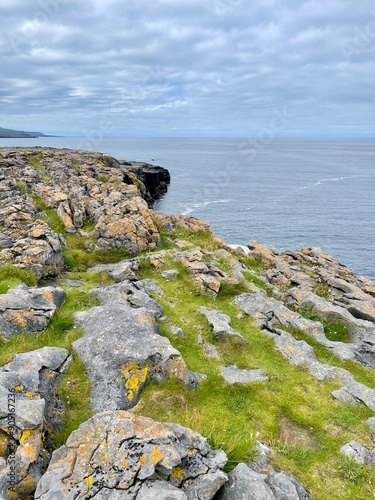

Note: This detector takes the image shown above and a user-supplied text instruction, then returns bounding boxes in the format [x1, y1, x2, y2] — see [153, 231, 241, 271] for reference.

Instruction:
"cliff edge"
[0, 147, 374, 499]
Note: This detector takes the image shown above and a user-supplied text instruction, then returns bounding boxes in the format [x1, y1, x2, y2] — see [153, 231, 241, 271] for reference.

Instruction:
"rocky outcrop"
[122, 161, 171, 204]
[0, 347, 70, 499]
[0, 285, 66, 339]
[35, 411, 228, 499]
[73, 279, 200, 413]
[174, 248, 239, 297]
[258, 327, 375, 412]
[0, 148, 173, 275]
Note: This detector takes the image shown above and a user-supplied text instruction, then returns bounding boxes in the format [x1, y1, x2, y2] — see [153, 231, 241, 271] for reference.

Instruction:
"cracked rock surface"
[35, 411, 228, 499]
[73, 279, 200, 413]
[0, 347, 70, 499]
[0, 285, 66, 339]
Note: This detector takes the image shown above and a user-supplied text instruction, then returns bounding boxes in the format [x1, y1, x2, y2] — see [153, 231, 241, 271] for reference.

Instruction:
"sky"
[0, 0, 374, 138]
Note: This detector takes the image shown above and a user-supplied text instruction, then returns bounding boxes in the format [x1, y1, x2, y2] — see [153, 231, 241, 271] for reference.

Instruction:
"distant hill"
[0, 127, 50, 138]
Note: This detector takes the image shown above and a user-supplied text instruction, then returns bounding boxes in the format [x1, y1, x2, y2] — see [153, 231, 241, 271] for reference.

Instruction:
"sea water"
[1, 137, 374, 279]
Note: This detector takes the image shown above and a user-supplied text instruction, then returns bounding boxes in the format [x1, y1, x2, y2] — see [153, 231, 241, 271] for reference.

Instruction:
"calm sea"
[1, 137, 374, 279]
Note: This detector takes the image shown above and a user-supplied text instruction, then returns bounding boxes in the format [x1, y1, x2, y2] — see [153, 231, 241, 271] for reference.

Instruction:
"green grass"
[133, 258, 375, 499]
[0, 264, 37, 294]
[299, 306, 352, 343]
[242, 270, 273, 295]
[29, 152, 51, 182]
[238, 255, 269, 274]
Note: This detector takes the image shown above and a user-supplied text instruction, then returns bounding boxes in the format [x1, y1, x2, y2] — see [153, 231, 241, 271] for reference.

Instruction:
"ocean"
[1, 137, 374, 279]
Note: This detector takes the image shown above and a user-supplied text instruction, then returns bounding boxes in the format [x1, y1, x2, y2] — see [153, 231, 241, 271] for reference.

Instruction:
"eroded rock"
[198, 307, 244, 341]
[73, 279, 199, 413]
[35, 411, 228, 499]
[0, 347, 70, 499]
[0, 285, 66, 339]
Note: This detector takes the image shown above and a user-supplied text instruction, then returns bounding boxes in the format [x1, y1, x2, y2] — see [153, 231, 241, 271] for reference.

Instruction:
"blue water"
[1, 137, 374, 279]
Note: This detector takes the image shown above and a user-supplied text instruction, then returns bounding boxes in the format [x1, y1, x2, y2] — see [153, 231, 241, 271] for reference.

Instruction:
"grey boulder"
[0, 285, 66, 339]
[35, 411, 228, 499]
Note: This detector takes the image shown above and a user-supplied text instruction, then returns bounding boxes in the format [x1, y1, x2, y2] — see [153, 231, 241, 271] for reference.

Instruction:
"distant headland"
[0, 127, 53, 138]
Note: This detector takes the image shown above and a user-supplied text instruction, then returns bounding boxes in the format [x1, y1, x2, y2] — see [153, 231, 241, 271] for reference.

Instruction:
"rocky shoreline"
[0, 147, 374, 499]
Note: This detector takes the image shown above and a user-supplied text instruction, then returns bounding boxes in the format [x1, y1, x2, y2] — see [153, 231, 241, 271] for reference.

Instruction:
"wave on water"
[312, 176, 347, 187]
[181, 199, 230, 215]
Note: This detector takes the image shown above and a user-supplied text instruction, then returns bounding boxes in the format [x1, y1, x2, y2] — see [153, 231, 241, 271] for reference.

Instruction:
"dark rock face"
[35, 411, 228, 499]
[121, 161, 171, 205]
[0, 347, 70, 499]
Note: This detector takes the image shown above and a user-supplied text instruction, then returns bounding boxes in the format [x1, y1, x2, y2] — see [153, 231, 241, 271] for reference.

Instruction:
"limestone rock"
[367, 417, 375, 442]
[247, 241, 279, 268]
[0, 347, 70, 499]
[198, 307, 244, 341]
[89, 259, 140, 282]
[73, 302, 199, 413]
[93, 280, 163, 319]
[340, 441, 370, 465]
[220, 366, 268, 385]
[174, 248, 237, 297]
[233, 292, 325, 339]
[216, 445, 310, 500]
[0, 147, 173, 270]
[233, 291, 375, 366]
[162, 269, 179, 279]
[169, 325, 184, 337]
[35, 411, 228, 499]
[0, 285, 66, 339]
[267, 329, 375, 412]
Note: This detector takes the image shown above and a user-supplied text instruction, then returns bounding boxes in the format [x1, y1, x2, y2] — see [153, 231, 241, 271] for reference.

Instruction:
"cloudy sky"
[0, 0, 374, 137]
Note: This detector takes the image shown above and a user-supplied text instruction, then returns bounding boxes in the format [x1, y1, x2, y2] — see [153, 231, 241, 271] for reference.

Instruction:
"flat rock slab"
[268, 329, 375, 412]
[89, 259, 140, 282]
[35, 411, 228, 499]
[198, 307, 244, 341]
[0, 347, 70, 499]
[0, 285, 66, 338]
[220, 365, 268, 384]
[93, 279, 163, 318]
[73, 303, 198, 413]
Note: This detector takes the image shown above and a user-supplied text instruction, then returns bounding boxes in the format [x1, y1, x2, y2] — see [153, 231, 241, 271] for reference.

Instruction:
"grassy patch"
[0, 264, 37, 294]
[242, 270, 273, 295]
[238, 255, 269, 274]
[133, 258, 375, 498]
[314, 282, 330, 299]
[299, 306, 351, 343]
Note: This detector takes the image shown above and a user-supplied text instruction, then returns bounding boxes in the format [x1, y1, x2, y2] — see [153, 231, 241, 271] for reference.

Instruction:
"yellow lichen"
[19, 430, 30, 444]
[85, 476, 93, 488]
[170, 467, 185, 479]
[149, 447, 162, 464]
[123, 365, 148, 400]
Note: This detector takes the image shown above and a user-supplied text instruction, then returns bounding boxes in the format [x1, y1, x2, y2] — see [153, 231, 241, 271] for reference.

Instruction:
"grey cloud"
[0, 0, 374, 136]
